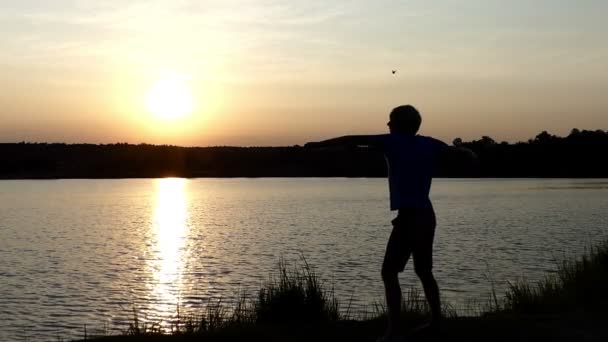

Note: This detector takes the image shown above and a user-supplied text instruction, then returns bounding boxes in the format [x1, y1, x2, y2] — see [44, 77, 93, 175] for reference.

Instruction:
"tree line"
[0, 128, 606, 178]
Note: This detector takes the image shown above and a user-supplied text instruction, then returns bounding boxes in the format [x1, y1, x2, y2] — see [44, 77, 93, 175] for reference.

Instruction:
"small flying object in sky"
[392, 70, 397, 75]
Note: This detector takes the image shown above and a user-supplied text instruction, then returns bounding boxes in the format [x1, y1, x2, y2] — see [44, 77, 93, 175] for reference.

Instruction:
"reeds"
[254, 258, 340, 324]
[502, 240, 608, 314]
[124, 257, 346, 336]
[106, 240, 608, 339]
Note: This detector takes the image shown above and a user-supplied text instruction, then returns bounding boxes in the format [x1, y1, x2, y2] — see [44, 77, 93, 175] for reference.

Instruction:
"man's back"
[376, 134, 447, 210]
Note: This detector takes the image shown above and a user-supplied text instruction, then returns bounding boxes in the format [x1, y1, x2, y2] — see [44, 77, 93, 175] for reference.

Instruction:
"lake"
[1, 178, 607, 341]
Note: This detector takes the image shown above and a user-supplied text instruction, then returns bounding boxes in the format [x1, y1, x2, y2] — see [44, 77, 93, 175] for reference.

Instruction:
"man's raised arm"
[304, 135, 381, 149]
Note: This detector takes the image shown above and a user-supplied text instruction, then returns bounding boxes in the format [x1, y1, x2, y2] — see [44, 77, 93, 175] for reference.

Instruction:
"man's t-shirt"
[371, 134, 448, 210]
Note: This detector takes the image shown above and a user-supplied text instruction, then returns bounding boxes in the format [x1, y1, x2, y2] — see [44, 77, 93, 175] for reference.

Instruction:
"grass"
[83, 243, 608, 341]
[501, 240, 608, 314]
[255, 258, 340, 324]
[111, 257, 345, 338]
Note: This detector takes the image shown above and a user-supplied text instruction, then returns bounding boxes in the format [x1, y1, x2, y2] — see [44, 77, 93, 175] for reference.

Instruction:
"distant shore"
[2, 129, 608, 179]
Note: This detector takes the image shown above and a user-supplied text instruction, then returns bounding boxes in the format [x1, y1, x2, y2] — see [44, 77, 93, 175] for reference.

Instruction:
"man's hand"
[449, 145, 478, 160]
[440, 140, 479, 176]
[450, 137, 477, 159]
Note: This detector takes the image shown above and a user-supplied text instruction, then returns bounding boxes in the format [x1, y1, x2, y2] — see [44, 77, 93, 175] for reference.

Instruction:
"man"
[306, 105, 470, 341]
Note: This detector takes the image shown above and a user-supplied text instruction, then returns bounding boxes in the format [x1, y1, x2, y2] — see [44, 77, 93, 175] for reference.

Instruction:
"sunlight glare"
[150, 178, 189, 316]
[146, 75, 194, 119]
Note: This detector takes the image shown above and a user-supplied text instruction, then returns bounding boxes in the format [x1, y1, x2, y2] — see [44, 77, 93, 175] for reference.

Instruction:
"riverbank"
[84, 240, 608, 341]
[89, 314, 607, 341]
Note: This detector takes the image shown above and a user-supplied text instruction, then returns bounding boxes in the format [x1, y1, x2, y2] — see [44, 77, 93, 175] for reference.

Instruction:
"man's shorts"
[382, 207, 437, 275]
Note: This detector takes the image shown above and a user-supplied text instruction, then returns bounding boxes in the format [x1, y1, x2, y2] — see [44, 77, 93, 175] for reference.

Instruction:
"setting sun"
[145, 75, 194, 119]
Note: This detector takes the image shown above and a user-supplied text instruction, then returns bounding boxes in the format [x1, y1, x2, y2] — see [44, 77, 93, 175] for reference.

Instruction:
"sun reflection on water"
[150, 178, 189, 316]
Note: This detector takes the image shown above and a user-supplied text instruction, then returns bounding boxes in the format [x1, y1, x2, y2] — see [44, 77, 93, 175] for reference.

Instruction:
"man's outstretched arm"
[304, 135, 381, 148]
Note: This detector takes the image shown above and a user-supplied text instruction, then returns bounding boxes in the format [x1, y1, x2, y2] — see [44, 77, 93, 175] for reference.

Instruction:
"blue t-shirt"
[371, 134, 448, 210]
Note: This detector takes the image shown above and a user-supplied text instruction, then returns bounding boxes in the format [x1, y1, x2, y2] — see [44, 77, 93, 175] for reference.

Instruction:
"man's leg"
[381, 218, 412, 337]
[412, 209, 441, 327]
[381, 266, 403, 336]
[415, 267, 441, 327]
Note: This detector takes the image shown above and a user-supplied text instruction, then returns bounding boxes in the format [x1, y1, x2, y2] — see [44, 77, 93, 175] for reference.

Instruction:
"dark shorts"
[382, 207, 437, 275]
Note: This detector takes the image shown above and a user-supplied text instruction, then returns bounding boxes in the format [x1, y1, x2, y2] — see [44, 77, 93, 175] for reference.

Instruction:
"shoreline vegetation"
[82, 241, 608, 341]
[2, 129, 608, 179]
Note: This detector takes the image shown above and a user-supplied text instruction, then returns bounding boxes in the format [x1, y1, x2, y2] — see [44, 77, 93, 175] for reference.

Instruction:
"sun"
[146, 75, 194, 119]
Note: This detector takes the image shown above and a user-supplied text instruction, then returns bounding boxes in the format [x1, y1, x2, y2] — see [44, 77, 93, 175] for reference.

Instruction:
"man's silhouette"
[306, 105, 465, 341]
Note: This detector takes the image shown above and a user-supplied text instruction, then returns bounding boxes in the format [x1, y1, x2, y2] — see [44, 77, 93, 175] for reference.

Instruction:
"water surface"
[1, 178, 607, 341]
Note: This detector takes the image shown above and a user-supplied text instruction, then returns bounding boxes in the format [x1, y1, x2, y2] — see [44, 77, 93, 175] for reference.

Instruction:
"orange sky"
[1, 0, 607, 146]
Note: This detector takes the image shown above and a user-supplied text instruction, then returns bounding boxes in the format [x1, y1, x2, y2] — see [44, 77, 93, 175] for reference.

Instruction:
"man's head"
[387, 105, 421, 134]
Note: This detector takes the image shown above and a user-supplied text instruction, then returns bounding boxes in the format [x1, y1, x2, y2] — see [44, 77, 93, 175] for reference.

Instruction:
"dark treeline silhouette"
[1, 128, 607, 179]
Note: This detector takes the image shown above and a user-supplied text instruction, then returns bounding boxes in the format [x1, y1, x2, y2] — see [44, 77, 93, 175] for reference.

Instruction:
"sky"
[1, 0, 607, 146]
